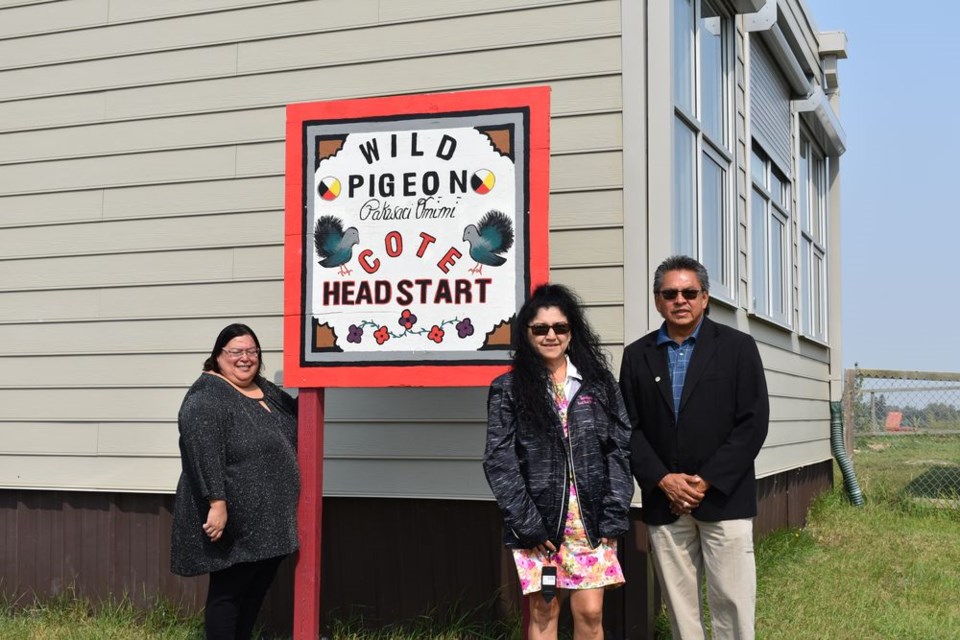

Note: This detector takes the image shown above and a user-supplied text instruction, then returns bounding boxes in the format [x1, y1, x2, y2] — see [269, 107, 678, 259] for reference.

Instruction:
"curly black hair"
[510, 284, 616, 431]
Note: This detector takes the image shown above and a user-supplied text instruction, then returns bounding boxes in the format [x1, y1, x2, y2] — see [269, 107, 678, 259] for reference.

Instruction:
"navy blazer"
[619, 317, 769, 525]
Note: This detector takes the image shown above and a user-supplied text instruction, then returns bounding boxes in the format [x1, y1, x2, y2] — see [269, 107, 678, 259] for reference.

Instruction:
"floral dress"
[512, 375, 625, 595]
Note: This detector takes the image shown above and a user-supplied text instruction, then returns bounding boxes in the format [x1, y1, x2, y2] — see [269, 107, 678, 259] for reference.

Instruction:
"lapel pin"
[655, 376, 661, 382]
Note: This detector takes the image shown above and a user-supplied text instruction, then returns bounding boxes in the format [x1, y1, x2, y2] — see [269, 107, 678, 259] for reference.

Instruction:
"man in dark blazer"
[619, 255, 769, 640]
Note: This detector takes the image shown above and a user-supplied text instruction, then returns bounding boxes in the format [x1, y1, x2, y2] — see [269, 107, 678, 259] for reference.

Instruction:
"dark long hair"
[202, 323, 264, 377]
[511, 284, 614, 431]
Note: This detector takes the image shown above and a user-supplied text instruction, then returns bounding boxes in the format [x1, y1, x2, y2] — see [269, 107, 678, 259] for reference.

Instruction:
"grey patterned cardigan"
[482, 370, 634, 550]
[171, 373, 300, 576]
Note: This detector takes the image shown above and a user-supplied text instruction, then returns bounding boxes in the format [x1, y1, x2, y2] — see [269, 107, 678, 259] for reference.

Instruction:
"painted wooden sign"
[284, 87, 550, 387]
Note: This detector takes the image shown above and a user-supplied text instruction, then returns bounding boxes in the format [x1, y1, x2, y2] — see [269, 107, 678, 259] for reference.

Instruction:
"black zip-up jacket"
[483, 370, 634, 550]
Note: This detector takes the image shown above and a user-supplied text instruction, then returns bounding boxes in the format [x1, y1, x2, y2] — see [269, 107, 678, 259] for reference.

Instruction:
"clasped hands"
[658, 473, 710, 516]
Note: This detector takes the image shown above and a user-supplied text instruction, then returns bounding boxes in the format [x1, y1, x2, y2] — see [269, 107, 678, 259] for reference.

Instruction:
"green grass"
[324, 602, 523, 640]
[754, 435, 960, 639]
[0, 592, 204, 639]
[0, 593, 517, 640]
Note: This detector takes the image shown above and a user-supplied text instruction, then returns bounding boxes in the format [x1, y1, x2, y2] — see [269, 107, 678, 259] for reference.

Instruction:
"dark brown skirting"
[0, 460, 832, 638]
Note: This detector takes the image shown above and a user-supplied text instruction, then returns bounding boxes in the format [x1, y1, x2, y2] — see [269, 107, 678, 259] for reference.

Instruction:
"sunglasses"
[658, 288, 703, 301]
[528, 323, 571, 336]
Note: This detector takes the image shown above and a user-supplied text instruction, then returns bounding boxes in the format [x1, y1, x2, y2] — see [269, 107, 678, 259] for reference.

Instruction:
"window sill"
[746, 310, 793, 334]
[798, 331, 830, 349]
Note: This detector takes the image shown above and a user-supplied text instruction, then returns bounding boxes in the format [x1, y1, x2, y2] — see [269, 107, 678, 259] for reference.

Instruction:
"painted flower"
[374, 326, 390, 345]
[428, 325, 445, 343]
[398, 308, 418, 330]
[577, 555, 599, 568]
[605, 565, 621, 577]
[456, 317, 474, 338]
[347, 324, 363, 344]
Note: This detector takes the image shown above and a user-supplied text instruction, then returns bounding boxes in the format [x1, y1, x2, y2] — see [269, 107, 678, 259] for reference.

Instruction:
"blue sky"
[804, 1, 960, 372]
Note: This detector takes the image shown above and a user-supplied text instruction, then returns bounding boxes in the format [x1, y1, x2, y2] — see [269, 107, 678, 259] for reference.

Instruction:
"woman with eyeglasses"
[483, 284, 633, 640]
[171, 323, 300, 640]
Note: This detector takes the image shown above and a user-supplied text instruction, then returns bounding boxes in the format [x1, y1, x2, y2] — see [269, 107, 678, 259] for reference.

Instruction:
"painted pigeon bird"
[463, 209, 515, 274]
[314, 215, 359, 276]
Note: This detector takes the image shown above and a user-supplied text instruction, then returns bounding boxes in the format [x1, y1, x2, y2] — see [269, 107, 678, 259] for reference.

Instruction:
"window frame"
[798, 132, 829, 341]
[671, 0, 737, 302]
[750, 144, 792, 326]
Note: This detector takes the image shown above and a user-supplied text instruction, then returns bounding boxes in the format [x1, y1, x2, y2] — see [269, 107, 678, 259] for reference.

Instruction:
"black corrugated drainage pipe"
[830, 400, 864, 506]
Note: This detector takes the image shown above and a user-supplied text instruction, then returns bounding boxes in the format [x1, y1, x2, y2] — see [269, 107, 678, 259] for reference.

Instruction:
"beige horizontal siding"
[552, 228, 623, 266]
[0, 38, 620, 129]
[0, 108, 284, 164]
[550, 267, 624, 304]
[757, 440, 832, 477]
[0, 44, 240, 101]
[2, 388, 203, 420]
[1, 1, 371, 67]
[0, 147, 240, 196]
[757, 340, 831, 381]
[3, 211, 280, 259]
[755, 339, 832, 475]
[0, 317, 283, 356]
[0, 354, 227, 388]
[551, 189, 622, 228]
[763, 419, 830, 449]
[0, 455, 180, 493]
[0, 423, 177, 456]
[0, 0, 110, 38]
[322, 459, 490, 499]
[0, 0, 590, 44]
[377, 0, 584, 22]
[2, 4, 618, 101]
[3, 247, 275, 291]
[765, 368, 831, 400]
[0, 282, 282, 323]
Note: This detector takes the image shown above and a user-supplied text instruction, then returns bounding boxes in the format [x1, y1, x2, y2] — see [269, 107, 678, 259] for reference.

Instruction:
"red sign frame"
[283, 87, 550, 387]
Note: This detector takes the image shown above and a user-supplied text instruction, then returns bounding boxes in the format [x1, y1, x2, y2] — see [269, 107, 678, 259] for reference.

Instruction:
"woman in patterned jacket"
[483, 284, 633, 640]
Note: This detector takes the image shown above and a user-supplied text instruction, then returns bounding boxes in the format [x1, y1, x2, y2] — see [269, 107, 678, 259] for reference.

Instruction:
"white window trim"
[798, 131, 829, 342]
[672, 0, 737, 303]
[749, 144, 793, 328]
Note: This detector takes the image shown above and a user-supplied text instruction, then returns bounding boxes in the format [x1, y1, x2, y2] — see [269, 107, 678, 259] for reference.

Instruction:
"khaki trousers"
[648, 515, 756, 640]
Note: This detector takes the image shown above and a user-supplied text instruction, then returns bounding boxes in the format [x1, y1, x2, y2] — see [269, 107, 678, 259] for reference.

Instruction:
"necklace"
[552, 378, 565, 403]
[550, 359, 567, 403]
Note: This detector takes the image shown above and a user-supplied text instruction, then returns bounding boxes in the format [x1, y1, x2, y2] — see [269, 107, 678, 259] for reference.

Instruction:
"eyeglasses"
[658, 288, 703, 301]
[528, 323, 571, 336]
[222, 348, 261, 358]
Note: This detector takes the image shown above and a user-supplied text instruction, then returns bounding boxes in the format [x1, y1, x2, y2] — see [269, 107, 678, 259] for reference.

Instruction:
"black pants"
[205, 555, 285, 640]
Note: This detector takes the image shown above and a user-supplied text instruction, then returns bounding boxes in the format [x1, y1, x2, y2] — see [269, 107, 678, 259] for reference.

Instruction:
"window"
[672, 0, 734, 298]
[750, 145, 790, 324]
[799, 135, 828, 340]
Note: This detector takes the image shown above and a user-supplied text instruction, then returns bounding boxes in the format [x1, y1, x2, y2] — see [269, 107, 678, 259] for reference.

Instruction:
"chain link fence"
[843, 368, 960, 509]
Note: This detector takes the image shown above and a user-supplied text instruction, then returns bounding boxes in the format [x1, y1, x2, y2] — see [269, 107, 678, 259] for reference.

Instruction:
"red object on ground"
[885, 411, 903, 431]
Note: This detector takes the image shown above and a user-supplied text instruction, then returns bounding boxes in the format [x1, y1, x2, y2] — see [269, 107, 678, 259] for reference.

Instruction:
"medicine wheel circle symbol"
[318, 176, 341, 201]
[471, 169, 495, 195]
